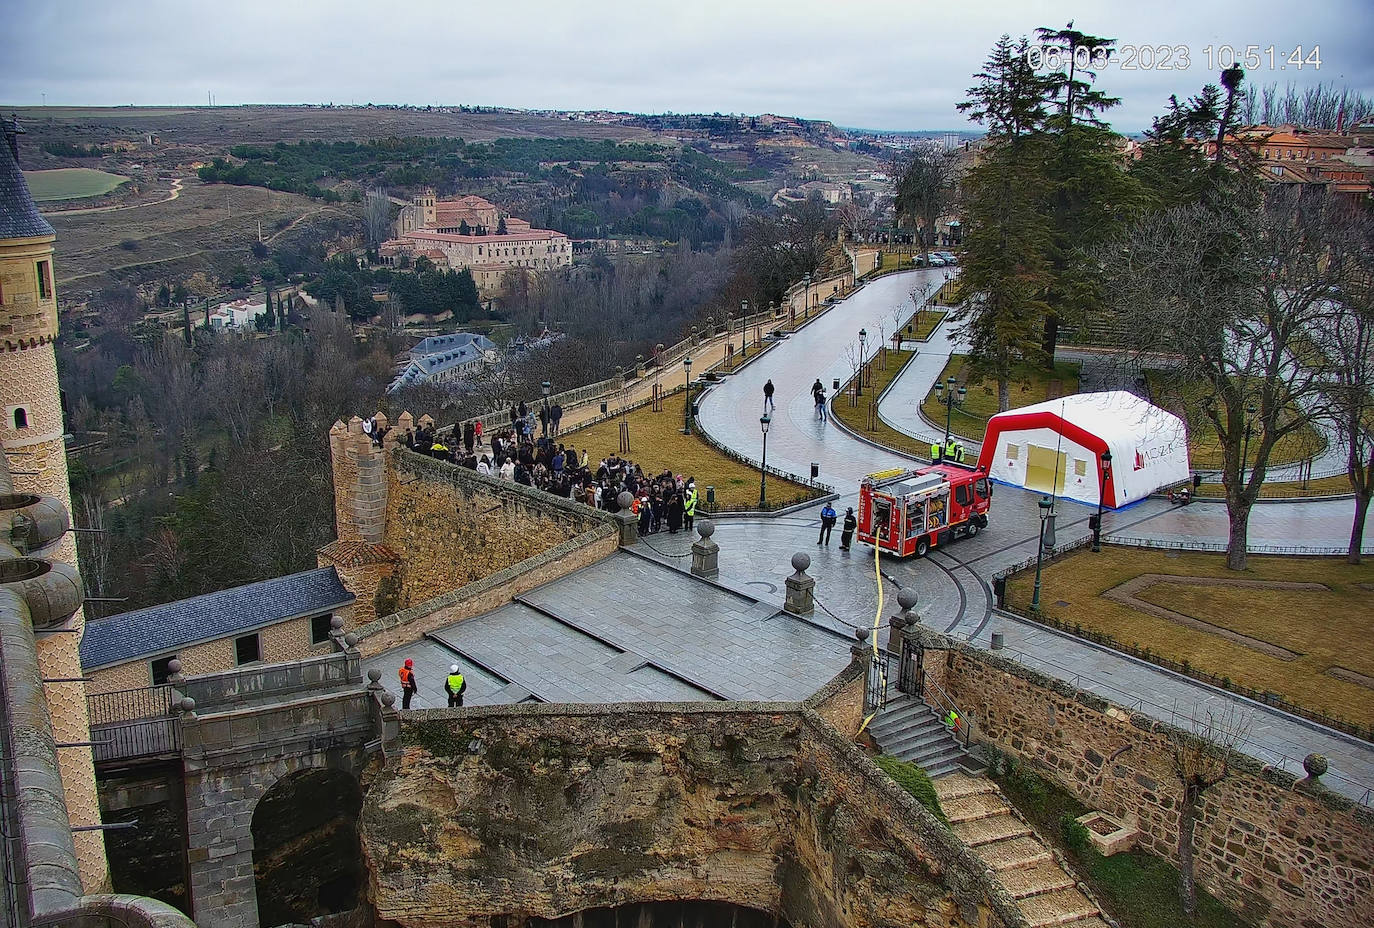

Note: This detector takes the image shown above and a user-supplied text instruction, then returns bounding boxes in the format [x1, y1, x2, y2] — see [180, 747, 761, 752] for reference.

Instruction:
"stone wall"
[355, 525, 617, 657]
[360, 701, 1025, 928]
[381, 448, 609, 610]
[800, 653, 866, 739]
[921, 632, 1374, 928]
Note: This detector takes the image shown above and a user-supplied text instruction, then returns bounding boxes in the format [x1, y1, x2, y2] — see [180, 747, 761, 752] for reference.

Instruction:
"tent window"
[1074, 459, 1087, 477]
[1006, 445, 1019, 461]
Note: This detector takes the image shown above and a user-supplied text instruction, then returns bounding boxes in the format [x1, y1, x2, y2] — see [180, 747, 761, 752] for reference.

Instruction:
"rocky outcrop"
[359, 700, 1028, 928]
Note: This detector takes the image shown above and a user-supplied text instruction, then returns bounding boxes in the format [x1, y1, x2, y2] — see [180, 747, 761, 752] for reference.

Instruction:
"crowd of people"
[374, 401, 699, 529]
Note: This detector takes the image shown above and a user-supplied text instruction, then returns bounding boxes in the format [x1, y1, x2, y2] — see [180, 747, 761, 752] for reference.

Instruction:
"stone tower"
[418, 188, 436, 227]
[0, 118, 107, 889]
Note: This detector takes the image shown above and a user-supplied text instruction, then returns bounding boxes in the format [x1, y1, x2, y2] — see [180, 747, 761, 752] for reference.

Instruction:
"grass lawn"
[1004, 547, 1374, 729]
[560, 391, 820, 511]
[24, 168, 130, 201]
[833, 349, 932, 459]
[1144, 372, 1325, 471]
[906, 309, 947, 342]
[919, 355, 1082, 443]
[1193, 473, 1355, 499]
[994, 760, 1254, 928]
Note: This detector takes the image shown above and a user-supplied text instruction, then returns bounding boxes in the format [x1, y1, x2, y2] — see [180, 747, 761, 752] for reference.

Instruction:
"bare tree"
[1104, 188, 1339, 569]
[894, 148, 957, 262]
[364, 188, 393, 246]
[1323, 212, 1374, 562]
[75, 491, 112, 618]
[1169, 705, 1252, 916]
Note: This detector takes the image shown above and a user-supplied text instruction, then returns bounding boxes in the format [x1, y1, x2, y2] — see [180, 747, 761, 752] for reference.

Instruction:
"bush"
[1061, 814, 1091, 852]
[119, 239, 139, 251]
[874, 755, 948, 824]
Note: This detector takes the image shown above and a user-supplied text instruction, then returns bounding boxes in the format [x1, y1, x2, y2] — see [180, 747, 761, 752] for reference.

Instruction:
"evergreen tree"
[459, 219, 471, 235]
[496, 216, 507, 235]
[181, 301, 193, 347]
[1034, 22, 1138, 361]
[954, 35, 1055, 409]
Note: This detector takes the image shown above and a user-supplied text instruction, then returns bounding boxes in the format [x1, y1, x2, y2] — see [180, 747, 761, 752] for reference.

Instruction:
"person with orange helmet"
[398, 658, 419, 709]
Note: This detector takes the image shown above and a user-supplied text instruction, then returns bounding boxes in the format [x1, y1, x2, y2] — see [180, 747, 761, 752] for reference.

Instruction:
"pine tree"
[496, 216, 507, 235]
[181, 301, 193, 347]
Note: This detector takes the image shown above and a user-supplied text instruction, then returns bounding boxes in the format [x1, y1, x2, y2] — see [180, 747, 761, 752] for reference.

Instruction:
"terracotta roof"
[404, 229, 566, 244]
[318, 539, 401, 567]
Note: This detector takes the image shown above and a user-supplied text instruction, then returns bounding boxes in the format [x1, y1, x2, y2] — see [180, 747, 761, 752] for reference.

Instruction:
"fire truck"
[857, 463, 993, 557]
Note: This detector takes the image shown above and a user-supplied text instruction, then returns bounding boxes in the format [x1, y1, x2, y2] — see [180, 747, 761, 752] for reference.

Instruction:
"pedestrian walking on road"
[551, 403, 563, 436]
[818, 503, 838, 545]
[445, 664, 467, 707]
[398, 658, 419, 710]
[763, 379, 776, 413]
[815, 388, 827, 422]
[811, 379, 824, 402]
[840, 507, 857, 551]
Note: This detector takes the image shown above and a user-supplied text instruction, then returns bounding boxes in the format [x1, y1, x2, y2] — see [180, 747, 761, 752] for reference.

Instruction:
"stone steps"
[870, 695, 980, 780]
[982, 836, 1055, 871]
[953, 812, 1033, 848]
[942, 791, 1010, 825]
[1018, 888, 1102, 927]
[932, 772, 996, 803]
[996, 859, 1078, 899]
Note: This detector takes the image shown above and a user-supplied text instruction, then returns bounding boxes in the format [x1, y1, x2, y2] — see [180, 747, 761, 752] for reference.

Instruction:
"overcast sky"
[4, 0, 1371, 132]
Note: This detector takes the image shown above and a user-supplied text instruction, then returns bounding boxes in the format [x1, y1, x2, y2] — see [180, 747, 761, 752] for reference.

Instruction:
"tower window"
[36, 261, 51, 300]
[12, 408, 27, 430]
[235, 633, 261, 665]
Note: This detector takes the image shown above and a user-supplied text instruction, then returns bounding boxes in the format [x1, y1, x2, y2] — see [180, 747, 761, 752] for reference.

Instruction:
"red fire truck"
[857, 463, 993, 557]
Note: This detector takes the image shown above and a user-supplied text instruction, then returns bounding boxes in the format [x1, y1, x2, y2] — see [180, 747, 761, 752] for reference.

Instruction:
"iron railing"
[86, 685, 180, 765]
[865, 648, 891, 714]
[921, 671, 972, 749]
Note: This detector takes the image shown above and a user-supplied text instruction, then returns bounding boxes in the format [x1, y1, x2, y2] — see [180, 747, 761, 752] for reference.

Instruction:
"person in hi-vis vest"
[445, 664, 468, 707]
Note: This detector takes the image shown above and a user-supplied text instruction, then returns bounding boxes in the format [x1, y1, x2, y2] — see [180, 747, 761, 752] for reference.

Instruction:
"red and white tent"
[975, 392, 1189, 508]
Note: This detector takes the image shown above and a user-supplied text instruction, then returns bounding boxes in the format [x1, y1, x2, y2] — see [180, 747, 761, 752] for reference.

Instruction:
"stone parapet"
[915, 628, 1374, 928]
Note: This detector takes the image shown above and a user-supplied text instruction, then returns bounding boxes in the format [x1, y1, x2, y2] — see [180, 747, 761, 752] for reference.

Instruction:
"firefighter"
[445, 664, 467, 707]
[953, 442, 966, 463]
[398, 658, 419, 710]
[945, 437, 958, 461]
[930, 441, 942, 462]
[840, 507, 857, 551]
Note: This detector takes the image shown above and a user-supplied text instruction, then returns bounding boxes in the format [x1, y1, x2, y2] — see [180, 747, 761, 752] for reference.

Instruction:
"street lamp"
[541, 380, 551, 437]
[803, 272, 811, 319]
[1031, 495, 1056, 613]
[1092, 449, 1113, 553]
[857, 328, 868, 396]
[932, 376, 967, 447]
[683, 356, 694, 436]
[759, 413, 771, 508]
[740, 300, 748, 357]
[1240, 404, 1258, 485]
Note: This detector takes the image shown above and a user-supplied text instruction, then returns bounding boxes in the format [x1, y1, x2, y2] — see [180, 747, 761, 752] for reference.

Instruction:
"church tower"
[0, 118, 107, 889]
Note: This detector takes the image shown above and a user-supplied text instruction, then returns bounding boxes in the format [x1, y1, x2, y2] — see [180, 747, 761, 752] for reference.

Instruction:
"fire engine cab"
[858, 463, 993, 557]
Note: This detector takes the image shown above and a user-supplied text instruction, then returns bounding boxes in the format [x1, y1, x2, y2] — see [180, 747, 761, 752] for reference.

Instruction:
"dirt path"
[43, 176, 184, 216]
[264, 205, 349, 243]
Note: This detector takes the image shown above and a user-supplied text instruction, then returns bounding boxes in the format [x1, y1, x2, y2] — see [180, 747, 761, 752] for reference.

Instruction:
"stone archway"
[250, 767, 364, 928]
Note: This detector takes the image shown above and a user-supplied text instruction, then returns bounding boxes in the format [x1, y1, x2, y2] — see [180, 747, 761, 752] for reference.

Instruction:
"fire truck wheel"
[966, 521, 980, 537]
[977, 514, 989, 528]
[915, 538, 930, 557]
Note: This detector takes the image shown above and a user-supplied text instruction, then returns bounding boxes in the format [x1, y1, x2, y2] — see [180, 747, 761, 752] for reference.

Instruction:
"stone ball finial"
[330, 616, 345, 630]
[367, 668, 383, 684]
[380, 692, 396, 708]
[178, 697, 196, 713]
[167, 658, 183, 675]
[343, 632, 359, 648]
[855, 626, 870, 642]
[617, 491, 635, 512]
[1303, 753, 1328, 778]
[791, 552, 811, 573]
[898, 588, 919, 611]
[697, 519, 715, 539]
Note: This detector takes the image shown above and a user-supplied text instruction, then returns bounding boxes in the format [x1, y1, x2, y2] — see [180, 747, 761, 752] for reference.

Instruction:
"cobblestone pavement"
[689, 268, 1374, 802]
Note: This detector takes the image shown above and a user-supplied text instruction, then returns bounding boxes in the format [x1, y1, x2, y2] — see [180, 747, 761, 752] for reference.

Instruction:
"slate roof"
[411, 332, 496, 357]
[0, 129, 56, 240]
[81, 567, 355, 669]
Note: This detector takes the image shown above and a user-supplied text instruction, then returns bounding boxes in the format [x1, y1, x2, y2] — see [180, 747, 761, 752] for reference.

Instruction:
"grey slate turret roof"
[0, 120, 56, 240]
[81, 567, 356, 669]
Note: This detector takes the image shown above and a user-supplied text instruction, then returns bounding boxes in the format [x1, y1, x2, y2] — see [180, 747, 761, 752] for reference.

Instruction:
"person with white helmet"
[444, 664, 467, 707]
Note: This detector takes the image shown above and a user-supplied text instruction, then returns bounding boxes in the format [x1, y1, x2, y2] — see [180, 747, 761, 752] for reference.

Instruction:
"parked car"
[927, 255, 946, 267]
[936, 252, 958, 264]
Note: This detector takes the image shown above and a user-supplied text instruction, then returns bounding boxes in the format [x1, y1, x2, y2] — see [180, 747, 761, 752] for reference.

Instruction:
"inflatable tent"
[975, 391, 1189, 508]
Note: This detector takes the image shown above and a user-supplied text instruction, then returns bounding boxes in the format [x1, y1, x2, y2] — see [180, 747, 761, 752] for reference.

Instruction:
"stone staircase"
[934, 774, 1112, 928]
[868, 694, 984, 779]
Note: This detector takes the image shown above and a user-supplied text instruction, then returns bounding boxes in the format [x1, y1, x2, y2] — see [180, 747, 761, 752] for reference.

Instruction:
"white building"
[210, 297, 268, 329]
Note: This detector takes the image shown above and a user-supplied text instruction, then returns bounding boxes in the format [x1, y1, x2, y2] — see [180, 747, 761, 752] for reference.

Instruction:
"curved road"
[682, 268, 1374, 801]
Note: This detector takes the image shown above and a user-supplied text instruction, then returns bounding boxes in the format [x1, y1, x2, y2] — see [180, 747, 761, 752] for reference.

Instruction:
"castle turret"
[0, 117, 107, 890]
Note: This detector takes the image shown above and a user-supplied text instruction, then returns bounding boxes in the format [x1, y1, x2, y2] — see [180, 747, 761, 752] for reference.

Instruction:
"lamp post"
[857, 328, 868, 397]
[1240, 404, 1258, 485]
[740, 300, 748, 357]
[802, 272, 811, 319]
[541, 380, 551, 437]
[683, 356, 693, 435]
[759, 413, 771, 508]
[1092, 449, 1113, 552]
[932, 376, 966, 446]
[1031, 495, 1055, 613]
